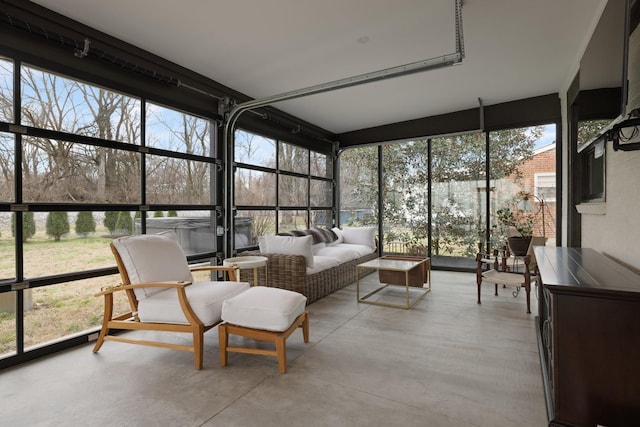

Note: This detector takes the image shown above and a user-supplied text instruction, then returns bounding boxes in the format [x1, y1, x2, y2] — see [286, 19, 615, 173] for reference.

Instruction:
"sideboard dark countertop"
[534, 246, 640, 296]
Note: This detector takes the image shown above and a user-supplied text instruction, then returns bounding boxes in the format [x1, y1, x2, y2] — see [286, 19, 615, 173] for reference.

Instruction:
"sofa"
[238, 226, 378, 304]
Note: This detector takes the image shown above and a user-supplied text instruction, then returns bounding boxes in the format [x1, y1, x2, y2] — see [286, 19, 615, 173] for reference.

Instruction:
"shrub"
[11, 212, 36, 242]
[46, 212, 70, 241]
[75, 211, 96, 237]
[153, 211, 164, 217]
[115, 211, 133, 235]
[103, 211, 118, 235]
[167, 210, 178, 217]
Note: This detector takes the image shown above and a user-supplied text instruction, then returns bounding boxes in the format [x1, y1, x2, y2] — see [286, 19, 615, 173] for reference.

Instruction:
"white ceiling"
[33, 0, 607, 134]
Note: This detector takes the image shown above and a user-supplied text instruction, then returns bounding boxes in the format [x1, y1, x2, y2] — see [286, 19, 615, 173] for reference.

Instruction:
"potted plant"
[495, 206, 534, 256]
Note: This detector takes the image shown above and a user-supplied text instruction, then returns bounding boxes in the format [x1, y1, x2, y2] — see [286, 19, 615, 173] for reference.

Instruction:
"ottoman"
[219, 286, 309, 373]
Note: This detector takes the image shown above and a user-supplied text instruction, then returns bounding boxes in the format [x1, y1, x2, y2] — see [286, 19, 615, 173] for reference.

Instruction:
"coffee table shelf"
[356, 257, 431, 309]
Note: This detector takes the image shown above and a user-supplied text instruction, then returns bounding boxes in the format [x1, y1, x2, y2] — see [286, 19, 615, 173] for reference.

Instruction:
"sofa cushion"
[261, 234, 314, 267]
[342, 226, 376, 250]
[338, 243, 376, 258]
[112, 231, 193, 300]
[307, 255, 340, 274]
[312, 242, 326, 255]
[315, 245, 361, 264]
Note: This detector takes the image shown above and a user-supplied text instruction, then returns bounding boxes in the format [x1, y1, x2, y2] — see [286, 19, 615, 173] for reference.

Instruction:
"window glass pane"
[146, 103, 210, 156]
[0, 132, 14, 202]
[310, 151, 331, 178]
[579, 120, 607, 202]
[22, 137, 141, 203]
[23, 211, 117, 278]
[23, 274, 126, 351]
[144, 210, 216, 255]
[339, 147, 378, 227]
[381, 140, 429, 256]
[146, 155, 211, 204]
[0, 211, 16, 358]
[310, 210, 332, 228]
[535, 173, 556, 202]
[279, 141, 308, 174]
[0, 212, 15, 281]
[235, 168, 276, 206]
[21, 65, 140, 144]
[432, 132, 486, 261]
[310, 179, 331, 207]
[278, 175, 308, 206]
[235, 210, 276, 248]
[278, 210, 308, 232]
[0, 57, 13, 122]
[490, 125, 556, 248]
[577, 119, 610, 146]
[234, 130, 275, 167]
[0, 290, 18, 358]
[584, 147, 605, 200]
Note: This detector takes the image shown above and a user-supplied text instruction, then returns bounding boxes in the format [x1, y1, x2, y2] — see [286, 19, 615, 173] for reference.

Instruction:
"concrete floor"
[0, 271, 547, 427]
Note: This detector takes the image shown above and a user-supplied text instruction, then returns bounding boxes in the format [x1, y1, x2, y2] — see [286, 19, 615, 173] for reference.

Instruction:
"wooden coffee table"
[356, 257, 431, 309]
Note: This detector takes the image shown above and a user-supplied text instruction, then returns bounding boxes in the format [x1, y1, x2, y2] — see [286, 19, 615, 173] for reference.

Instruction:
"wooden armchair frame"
[476, 245, 535, 314]
[92, 242, 240, 369]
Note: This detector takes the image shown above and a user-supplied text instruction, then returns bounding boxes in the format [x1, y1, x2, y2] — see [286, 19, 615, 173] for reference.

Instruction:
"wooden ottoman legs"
[219, 311, 309, 374]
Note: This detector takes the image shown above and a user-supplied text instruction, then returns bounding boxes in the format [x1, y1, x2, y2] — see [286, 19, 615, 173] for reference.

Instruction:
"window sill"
[575, 202, 606, 215]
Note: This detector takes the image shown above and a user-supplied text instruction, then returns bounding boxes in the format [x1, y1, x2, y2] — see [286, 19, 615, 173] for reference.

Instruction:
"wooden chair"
[93, 231, 250, 369]
[476, 242, 539, 314]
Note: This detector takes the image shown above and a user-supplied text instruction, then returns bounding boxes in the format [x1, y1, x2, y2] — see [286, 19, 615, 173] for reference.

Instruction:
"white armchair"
[93, 231, 250, 369]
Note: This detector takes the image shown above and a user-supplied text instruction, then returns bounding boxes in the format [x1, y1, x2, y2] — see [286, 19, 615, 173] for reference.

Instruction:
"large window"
[233, 129, 333, 250]
[431, 133, 486, 263]
[0, 61, 220, 367]
[339, 124, 557, 268]
[339, 146, 378, 227]
[578, 119, 609, 202]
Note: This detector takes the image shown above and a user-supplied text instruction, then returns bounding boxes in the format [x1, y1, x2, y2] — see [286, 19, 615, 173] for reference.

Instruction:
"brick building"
[516, 143, 557, 244]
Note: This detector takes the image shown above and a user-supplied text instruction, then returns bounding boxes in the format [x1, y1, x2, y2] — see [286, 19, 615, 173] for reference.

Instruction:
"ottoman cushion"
[221, 287, 307, 332]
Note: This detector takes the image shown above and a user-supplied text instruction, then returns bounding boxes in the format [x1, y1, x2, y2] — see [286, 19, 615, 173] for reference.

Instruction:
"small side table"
[223, 256, 268, 286]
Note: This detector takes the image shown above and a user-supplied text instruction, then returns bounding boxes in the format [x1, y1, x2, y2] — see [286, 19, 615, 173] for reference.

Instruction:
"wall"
[579, 148, 640, 271]
[576, 1, 640, 271]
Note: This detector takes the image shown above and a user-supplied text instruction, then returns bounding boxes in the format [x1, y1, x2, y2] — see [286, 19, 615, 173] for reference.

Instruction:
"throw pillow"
[261, 234, 314, 267]
[341, 226, 376, 250]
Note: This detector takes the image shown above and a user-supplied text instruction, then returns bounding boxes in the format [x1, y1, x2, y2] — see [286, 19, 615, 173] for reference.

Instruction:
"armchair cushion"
[138, 281, 250, 326]
[112, 231, 193, 299]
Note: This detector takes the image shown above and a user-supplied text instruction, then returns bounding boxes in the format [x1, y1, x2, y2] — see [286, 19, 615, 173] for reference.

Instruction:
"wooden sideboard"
[535, 247, 640, 426]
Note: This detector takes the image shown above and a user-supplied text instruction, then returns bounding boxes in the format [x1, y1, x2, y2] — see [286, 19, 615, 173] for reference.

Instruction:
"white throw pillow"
[331, 227, 344, 244]
[261, 234, 314, 267]
[341, 226, 376, 250]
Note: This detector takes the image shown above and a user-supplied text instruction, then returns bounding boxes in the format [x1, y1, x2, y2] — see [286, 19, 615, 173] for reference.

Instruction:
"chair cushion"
[481, 269, 527, 287]
[112, 231, 193, 299]
[221, 286, 307, 332]
[138, 281, 250, 326]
